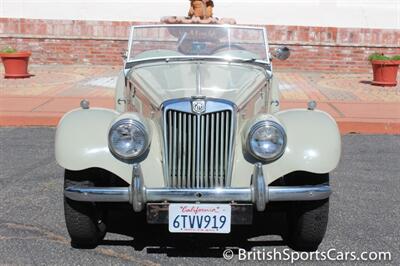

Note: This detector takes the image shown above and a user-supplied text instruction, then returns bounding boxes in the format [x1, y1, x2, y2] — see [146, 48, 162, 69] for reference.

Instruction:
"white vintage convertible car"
[55, 24, 341, 251]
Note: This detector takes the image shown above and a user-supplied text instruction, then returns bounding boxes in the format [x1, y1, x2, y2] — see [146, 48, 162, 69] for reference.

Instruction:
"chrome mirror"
[272, 46, 290, 60]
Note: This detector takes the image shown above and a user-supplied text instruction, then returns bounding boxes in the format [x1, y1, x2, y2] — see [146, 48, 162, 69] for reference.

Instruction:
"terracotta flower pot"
[371, 60, 400, 87]
[0, 51, 31, 78]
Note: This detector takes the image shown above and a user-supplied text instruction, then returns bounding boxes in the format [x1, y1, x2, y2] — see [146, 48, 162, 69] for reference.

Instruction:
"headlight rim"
[246, 120, 287, 162]
[108, 118, 149, 160]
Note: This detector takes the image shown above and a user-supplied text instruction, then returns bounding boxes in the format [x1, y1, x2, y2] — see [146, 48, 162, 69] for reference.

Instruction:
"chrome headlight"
[108, 119, 149, 160]
[247, 121, 287, 162]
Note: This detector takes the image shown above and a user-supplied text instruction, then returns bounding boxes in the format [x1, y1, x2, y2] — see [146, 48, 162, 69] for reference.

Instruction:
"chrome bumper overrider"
[64, 163, 332, 212]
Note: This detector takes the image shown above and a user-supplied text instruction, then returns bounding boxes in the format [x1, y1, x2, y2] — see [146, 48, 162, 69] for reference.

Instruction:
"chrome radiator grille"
[163, 99, 236, 189]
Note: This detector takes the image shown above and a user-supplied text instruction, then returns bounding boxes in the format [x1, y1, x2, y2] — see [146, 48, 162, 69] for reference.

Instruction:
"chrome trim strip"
[220, 112, 225, 184]
[161, 97, 238, 113]
[125, 26, 134, 70]
[172, 111, 177, 187]
[269, 185, 332, 202]
[200, 115, 205, 187]
[196, 62, 201, 95]
[224, 111, 229, 184]
[64, 185, 331, 205]
[215, 112, 220, 186]
[131, 164, 145, 212]
[226, 110, 235, 186]
[262, 25, 270, 62]
[188, 116, 192, 187]
[131, 24, 267, 30]
[252, 163, 267, 211]
[177, 112, 182, 187]
[64, 187, 130, 202]
[210, 113, 215, 186]
[146, 188, 252, 202]
[192, 115, 197, 187]
[167, 111, 173, 186]
[125, 56, 272, 71]
[205, 115, 209, 187]
[182, 113, 187, 188]
[194, 113, 200, 188]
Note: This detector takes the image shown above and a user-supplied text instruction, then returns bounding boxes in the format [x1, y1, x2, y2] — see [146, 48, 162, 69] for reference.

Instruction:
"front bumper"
[64, 163, 332, 212]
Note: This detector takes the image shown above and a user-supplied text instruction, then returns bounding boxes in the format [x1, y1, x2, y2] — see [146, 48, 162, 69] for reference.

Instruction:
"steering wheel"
[210, 44, 245, 54]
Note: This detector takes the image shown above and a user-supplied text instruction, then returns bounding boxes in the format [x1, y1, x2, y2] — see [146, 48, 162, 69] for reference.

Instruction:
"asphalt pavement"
[0, 128, 399, 265]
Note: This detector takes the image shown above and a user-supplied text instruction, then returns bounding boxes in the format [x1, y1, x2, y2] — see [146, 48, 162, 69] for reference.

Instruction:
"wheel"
[63, 169, 107, 248]
[283, 172, 330, 251]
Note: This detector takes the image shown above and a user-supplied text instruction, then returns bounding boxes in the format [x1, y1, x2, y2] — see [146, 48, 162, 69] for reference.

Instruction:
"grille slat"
[165, 101, 234, 189]
[177, 112, 182, 188]
[225, 111, 230, 182]
[192, 115, 197, 188]
[215, 113, 220, 186]
[220, 112, 225, 186]
[200, 115, 205, 188]
[172, 112, 177, 187]
[167, 111, 172, 186]
[187, 117, 192, 188]
[210, 113, 215, 186]
[204, 116, 209, 188]
[182, 113, 187, 188]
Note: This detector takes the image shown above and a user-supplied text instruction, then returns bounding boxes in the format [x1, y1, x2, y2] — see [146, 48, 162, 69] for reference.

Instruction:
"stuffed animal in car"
[161, 0, 236, 25]
[188, 0, 214, 19]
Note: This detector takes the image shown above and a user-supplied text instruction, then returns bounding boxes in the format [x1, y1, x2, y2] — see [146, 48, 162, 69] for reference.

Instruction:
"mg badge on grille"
[192, 100, 206, 114]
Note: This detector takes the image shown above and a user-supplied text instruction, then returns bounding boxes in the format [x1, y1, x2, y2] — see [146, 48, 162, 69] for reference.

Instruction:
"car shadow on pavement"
[100, 204, 289, 257]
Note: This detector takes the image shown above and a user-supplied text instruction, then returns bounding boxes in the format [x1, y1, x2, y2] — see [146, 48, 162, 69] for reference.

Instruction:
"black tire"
[284, 172, 330, 251]
[64, 169, 107, 248]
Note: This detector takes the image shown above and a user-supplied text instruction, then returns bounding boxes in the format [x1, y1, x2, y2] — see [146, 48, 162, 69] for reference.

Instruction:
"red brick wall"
[1, 18, 399, 72]
[0, 37, 126, 65]
[267, 25, 400, 72]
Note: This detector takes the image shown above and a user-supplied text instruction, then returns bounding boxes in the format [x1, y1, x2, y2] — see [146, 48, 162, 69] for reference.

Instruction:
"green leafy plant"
[0, 46, 17, 53]
[368, 53, 400, 61]
[368, 53, 390, 61]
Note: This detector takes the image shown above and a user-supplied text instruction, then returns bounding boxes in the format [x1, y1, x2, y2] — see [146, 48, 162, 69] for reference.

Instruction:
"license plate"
[168, 204, 231, 234]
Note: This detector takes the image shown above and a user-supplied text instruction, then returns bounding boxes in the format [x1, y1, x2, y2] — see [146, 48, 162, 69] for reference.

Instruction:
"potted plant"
[0, 47, 32, 78]
[368, 53, 400, 87]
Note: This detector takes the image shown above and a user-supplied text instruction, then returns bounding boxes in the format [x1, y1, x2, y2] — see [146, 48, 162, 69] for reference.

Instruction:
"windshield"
[128, 25, 268, 61]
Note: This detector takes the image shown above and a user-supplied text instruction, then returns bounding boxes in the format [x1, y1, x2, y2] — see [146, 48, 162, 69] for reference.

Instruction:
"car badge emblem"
[192, 100, 206, 114]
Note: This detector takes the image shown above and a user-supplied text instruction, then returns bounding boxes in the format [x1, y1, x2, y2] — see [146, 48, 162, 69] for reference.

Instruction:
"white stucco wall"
[0, 0, 399, 29]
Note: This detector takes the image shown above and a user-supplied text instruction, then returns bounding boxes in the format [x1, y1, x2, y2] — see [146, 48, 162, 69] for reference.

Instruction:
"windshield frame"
[126, 24, 271, 66]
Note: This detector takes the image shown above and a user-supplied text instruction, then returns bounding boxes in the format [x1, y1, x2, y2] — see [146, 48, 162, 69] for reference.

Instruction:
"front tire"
[284, 172, 330, 251]
[64, 169, 107, 248]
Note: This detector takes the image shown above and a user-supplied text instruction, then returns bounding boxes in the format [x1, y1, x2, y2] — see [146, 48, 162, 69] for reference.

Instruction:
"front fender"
[232, 108, 341, 186]
[267, 109, 341, 180]
[55, 108, 133, 184]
